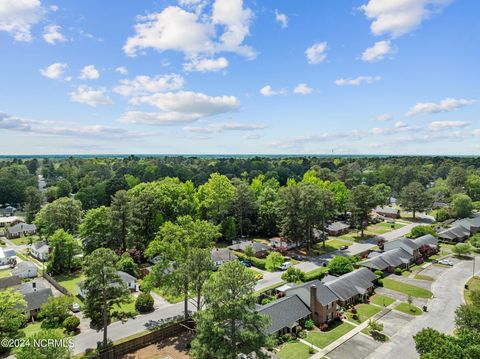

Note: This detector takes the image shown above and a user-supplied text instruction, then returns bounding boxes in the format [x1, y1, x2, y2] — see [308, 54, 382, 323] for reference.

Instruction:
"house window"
[326, 303, 329, 309]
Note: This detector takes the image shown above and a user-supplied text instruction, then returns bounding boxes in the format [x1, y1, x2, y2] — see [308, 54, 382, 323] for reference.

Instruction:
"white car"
[71, 303, 81, 312]
[279, 261, 292, 271]
[438, 259, 454, 266]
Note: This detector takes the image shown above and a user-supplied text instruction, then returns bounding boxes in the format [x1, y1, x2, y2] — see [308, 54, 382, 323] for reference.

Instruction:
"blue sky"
[0, 0, 478, 155]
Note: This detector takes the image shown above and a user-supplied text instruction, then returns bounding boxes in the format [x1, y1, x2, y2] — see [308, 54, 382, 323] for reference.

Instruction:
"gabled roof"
[6, 223, 36, 234]
[258, 295, 312, 334]
[0, 275, 21, 289]
[210, 248, 237, 262]
[228, 241, 270, 253]
[12, 261, 37, 272]
[284, 280, 338, 306]
[323, 268, 377, 301]
[17, 281, 46, 294]
[375, 206, 399, 215]
[117, 271, 136, 283]
[414, 234, 438, 247]
[360, 248, 413, 270]
[327, 222, 350, 232]
[439, 225, 470, 240]
[22, 288, 53, 311]
[31, 240, 49, 252]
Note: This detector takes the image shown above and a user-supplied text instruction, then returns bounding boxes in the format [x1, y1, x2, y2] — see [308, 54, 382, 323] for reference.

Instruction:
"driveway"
[367, 259, 472, 359]
[328, 333, 382, 359]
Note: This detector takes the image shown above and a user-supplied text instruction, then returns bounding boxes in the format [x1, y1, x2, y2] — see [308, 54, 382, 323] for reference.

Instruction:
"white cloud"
[123, 1, 254, 61]
[474, 129, 480, 137]
[361, 40, 393, 62]
[113, 74, 185, 97]
[115, 66, 128, 75]
[305, 42, 327, 64]
[80, 65, 100, 80]
[49, 5, 59, 12]
[70, 86, 113, 107]
[376, 113, 392, 121]
[183, 57, 228, 72]
[293, 83, 314, 95]
[184, 122, 266, 133]
[123, 90, 239, 125]
[361, 0, 452, 38]
[275, 9, 288, 29]
[335, 76, 382, 86]
[260, 85, 286, 97]
[39, 62, 68, 79]
[428, 121, 470, 131]
[0, 0, 43, 41]
[43, 24, 66, 44]
[406, 98, 476, 117]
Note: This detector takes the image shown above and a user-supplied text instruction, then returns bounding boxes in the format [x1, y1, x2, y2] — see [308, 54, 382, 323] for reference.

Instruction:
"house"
[257, 295, 312, 335]
[5, 223, 37, 239]
[438, 226, 471, 243]
[0, 248, 16, 266]
[360, 248, 413, 272]
[0, 206, 16, 217]
[0, 275, 22, 289]
[375, 206, 400, 219]
[228, 241, 270, 257]
[451, 215, 480, 235]
[326, 222, 350, 236]
[210, 248, 237, 267]
[384, 237, 422, 259]
[17, 281, 53, 318]
[0, 216, 22, 228]
[269, 237, 298, 250]
[30, 240, 50, 261]
[414, 234, 439, 249]
[77, 270, 137, 298]
[322, 268, 377, 307]
[12, 261, 38, 278]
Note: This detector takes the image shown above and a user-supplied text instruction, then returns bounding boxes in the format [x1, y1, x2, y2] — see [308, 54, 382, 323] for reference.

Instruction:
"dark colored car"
[240, 260, 252, 267]
[292, 255, 307, 261]
[340, 245, 349, 250]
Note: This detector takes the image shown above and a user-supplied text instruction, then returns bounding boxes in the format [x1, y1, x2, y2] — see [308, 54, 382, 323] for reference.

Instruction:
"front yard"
[346, 303, 382, 324]
[394, 302, 422, 316]
[277, 341, 315, 359]
[382, 278, 433, 298]
[305, 322, 355, 348]
[370, 294, 395, 307]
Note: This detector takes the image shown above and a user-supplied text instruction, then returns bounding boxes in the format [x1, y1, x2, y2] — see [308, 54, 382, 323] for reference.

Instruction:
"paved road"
[367, 259, 472, 359]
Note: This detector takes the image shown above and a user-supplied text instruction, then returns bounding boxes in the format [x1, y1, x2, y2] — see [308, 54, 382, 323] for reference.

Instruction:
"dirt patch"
[121, 333, 192, 359]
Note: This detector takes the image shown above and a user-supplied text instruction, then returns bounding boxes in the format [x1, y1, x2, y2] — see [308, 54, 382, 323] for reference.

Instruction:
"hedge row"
[232, 251, 267, 270]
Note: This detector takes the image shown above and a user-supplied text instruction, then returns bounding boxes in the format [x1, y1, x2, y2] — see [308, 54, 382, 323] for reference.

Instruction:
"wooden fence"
[96, 319, 195, 359]
[42, 272, 69, 295]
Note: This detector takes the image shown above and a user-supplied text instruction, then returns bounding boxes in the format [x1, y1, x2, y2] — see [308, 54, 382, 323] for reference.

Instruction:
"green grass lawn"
[54, 272, 86, 296]
[246, 267, 264, 280]
[370, 294, 395, 307]
[368, 222, 405, 235]
[465, 276, 480, 304]
[346, 304, 382, 324]
[414, 274, 435, 281]
[113, 296, 138, 317]
[0, 269, 11, 278]
[382, 278, 433, 298]
[11, 235, 39, 246]
[305, 322, 355, 348]
[278, 341, 315, 359]
[394, 302, 423, 316]
[152, 285, 185, 304]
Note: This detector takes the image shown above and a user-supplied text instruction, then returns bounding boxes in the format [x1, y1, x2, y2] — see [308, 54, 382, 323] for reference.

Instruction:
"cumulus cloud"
[0, 112, 140, 139]
[0, 0, 43, 41]
[123, 0, 254, 63]
[260, 85, 286, 97]
[275, 9, 288, 28]
[79, 65, 100, 80]
[335, 76, 382, 86]
[361, 0, 452, 38]
[113, 74, 185, 97]
[184, 121, 266, 133]
[115, 66, 128, 75]
[40, 62, 68, 80]
[70, 85, 113, 107]
[361, 40, 393, 62]
[293, 84, 314, 95]
[305, 42, 327, 64]
[122, 90, 239, 125]
[376, 113, 392, 122]
[406, 98, 476, 117]
[43, 24, 66, 44]
[428, 121, 470, 131]
[183, 57, 228, 72]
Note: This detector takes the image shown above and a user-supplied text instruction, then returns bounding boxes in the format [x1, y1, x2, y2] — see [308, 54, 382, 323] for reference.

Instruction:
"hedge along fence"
[232, 251, 267, 270]
[43, 272, 69, 295]
[95, 319, 195, 359]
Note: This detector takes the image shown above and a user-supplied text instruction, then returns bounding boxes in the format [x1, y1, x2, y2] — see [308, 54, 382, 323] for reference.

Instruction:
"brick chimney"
[310, 285, 318, 325]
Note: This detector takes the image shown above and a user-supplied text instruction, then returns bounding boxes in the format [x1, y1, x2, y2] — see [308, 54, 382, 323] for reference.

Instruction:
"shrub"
[309, 347, 316, 354]
[261, 296, 275, 305]
[281, 267, 305, 283]
[377, 279, 384, 287]
[135, 292, 154, 313]
[352, 314, 359, 320]
[435, 208, 450, 222]
[319, 323, 328, 332]
[374, 270, 383, 277]
[298, 330, 307, 339]
[265, 252, 284, 272]
[394, 268, 403, 275]
[304, 319, 314, 330]
[304, 267, 328, 282]
[409, 225, 437, 239]
[416, 257, 424, 265]
[453, 243, 472, 257]
[63, 315, 80, 333]
[233, 251, 266, 270]
[351, 307, 357, 314]
[328, 256, 354, 276]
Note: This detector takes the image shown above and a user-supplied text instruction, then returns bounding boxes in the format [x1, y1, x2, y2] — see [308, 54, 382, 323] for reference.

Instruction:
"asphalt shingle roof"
[323, 268, 377, 302]
[414, 234, 438, 247]
[360, 248, 412, 270]
[284, 280, 338, 306]
[257, 295, 312, 334]
[0, 275, 21, 289]
[327, 222, 350, 232]
[22, 288, 53, 311]
[228, 241, 270, 254]
[210, 248, 238, 262]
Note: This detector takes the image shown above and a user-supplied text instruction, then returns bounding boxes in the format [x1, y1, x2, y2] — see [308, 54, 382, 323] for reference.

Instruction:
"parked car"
[340, 245, 349, 250]
[240, 260, 252, 267]
[279, 261, 292, 271]
[71, 303, 80, 313]
[292, 254, 307, 261]
[438, 259, 453, 266]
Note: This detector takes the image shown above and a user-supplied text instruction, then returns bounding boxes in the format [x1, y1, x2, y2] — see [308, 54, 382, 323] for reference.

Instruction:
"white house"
[30, 240, 49, 262]
[0, 248, 16, 266]
[77, 270, 137, 298]
[12, 261, 38, 278]
[269, 237, 297, 250]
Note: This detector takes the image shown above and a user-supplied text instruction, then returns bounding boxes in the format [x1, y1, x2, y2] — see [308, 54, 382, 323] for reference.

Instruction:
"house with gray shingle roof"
[438, 225, 470, 243]
[17, 281, 53, 318]
[375, 206, 400, 219]
[12, 261, 38, 278]
[360, 248, 413, 272]
[5, 222, 36, 239]
[326, 222, 350, 236]
[210, 248, 237, 267]
[257, 295, 312, 335]
[228, 241, 270, 257]
[322, 268, 377, 307]
[30, 240, 49, 261]
[384, 237, 421, 258]
[0, 275, 21, 289]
